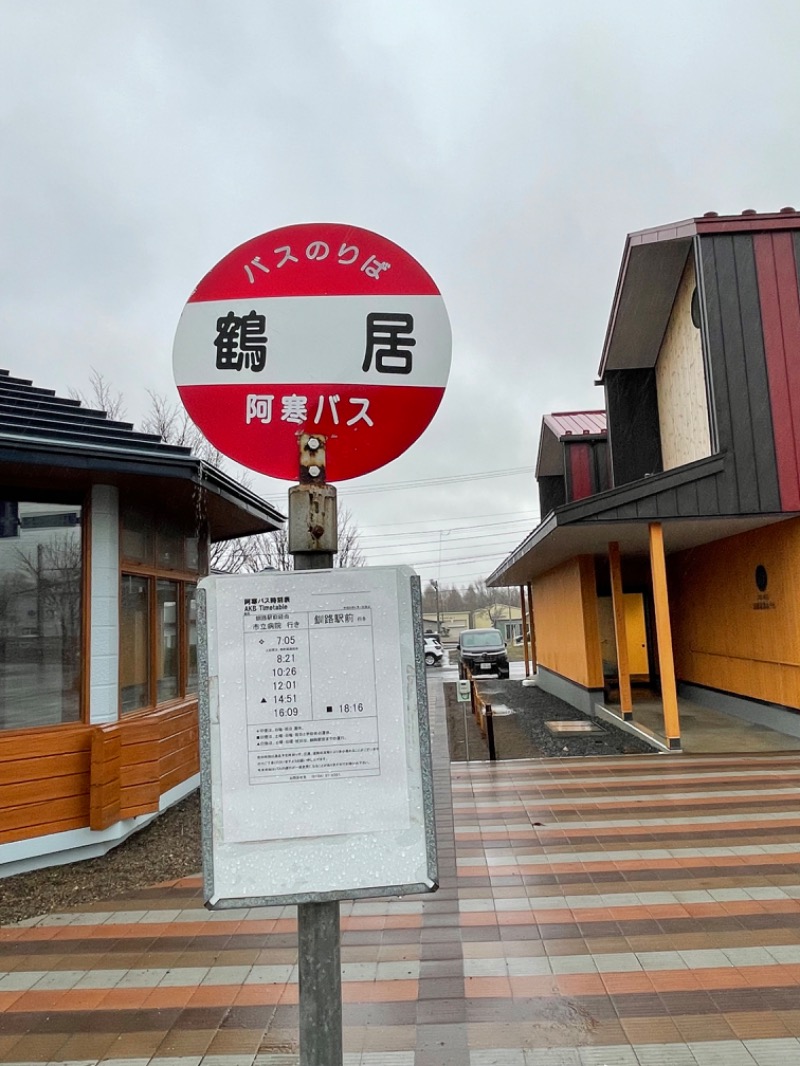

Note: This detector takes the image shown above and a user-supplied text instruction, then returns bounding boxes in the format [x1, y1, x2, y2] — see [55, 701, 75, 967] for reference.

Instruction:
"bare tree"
[140, 391, 230, 468]
[422, 580, 438, 613]
[335, 505, 365, 567]
[211, 507, 365, 573]
[0, 571, 27, 639]
[69, 368, 127, 422]
[71, 373, 367, 573]
[211, 528, 289, 573]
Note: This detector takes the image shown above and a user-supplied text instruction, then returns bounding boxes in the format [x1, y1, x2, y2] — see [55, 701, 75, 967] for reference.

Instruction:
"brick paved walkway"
[3, 679, 800, 1064]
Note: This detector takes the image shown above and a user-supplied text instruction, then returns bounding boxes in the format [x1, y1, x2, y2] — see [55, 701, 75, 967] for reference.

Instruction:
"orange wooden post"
[648, 522, 681, 749]
[608, 542, 633, 718]
[519, 585, 531, 677]
[526, 582, 537, 672]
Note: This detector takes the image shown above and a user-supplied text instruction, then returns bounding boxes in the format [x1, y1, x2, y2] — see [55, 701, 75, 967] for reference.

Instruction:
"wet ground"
[444, 677, 655, 761]
[5, 679, 800, 1064]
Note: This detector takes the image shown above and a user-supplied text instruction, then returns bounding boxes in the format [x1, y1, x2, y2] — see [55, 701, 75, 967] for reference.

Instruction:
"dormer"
[536, 411, 609, 518]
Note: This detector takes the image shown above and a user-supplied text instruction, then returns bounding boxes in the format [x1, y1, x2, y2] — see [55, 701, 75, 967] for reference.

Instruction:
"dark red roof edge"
[599, 209, 800, 380]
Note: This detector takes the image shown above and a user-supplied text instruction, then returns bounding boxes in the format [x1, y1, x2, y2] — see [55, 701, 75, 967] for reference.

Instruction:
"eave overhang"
[0, 436, 285, 541]
[597, 210, 800, 380]
[487, 453, 794, 586]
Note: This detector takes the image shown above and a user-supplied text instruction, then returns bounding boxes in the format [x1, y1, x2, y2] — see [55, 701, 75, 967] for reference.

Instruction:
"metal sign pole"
[298, 900, 342, 1066]
[289, 434, 343, 1066]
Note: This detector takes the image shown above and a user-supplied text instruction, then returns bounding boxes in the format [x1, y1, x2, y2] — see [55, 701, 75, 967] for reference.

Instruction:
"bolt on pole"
[289, 433, 343, 1066]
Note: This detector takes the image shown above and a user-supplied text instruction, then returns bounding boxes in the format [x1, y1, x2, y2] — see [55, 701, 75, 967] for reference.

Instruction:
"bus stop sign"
[173, 222, 451, 481]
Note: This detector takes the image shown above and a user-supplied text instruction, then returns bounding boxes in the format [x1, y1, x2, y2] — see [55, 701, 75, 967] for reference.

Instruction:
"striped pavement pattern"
[2, 681, 800, 1063]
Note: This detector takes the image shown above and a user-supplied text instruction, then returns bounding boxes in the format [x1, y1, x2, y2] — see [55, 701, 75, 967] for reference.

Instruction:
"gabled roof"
[537, 410, 607, 478]
[0, 369, 284, 540]
[598, 208, 800, 380]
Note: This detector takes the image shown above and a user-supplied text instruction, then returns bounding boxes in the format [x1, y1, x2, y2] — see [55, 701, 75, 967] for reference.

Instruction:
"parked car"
[457, 628, 509, 678]
[424, 636, 443, 667]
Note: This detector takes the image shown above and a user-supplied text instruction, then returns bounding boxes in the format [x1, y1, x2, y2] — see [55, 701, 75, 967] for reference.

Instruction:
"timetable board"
[199, 566, 437, 906]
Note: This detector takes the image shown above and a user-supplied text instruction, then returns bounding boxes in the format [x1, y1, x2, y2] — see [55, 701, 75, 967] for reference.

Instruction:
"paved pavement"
[3, 675, 800, 1064]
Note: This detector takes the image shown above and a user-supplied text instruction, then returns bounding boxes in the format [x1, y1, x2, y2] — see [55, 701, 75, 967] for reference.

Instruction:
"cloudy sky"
[3, 1, 799, 591]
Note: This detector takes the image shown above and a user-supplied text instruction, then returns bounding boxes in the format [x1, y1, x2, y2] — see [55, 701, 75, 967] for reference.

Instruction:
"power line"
[357, 522, 536, 548]
[342, 465, 536, 495]
[362, 537, 527, 562]
[357, 507, 539, 530]
[366, 547, 519, 567]
[263, 465, 536, 507]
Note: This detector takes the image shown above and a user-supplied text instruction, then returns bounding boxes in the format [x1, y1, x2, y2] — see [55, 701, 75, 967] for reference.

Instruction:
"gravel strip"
[445, 678, 655, 760]
[0, 790, 202, 926]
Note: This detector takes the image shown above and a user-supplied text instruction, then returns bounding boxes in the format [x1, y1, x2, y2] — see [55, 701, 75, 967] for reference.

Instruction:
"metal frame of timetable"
[197, 568, 438, 908]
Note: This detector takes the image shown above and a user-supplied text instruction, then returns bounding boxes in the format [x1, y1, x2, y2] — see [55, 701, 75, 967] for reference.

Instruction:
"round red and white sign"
[173, 222, 451, 481]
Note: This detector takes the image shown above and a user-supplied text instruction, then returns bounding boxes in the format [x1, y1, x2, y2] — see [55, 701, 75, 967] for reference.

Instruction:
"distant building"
[0, 370, 283, 873]
[471, 604, 523, 642]
[438, 610, 471, 641]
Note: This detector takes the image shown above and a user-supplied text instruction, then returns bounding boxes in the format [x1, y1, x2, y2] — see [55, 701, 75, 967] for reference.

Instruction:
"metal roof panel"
[542, 411, 607, 439]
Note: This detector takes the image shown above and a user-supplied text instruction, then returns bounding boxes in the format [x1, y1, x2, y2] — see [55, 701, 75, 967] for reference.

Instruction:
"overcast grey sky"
[3, 1, 800, 589]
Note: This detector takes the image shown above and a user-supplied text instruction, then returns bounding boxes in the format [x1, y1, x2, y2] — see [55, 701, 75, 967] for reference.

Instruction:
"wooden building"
[0, 369, 283, 873]
[489, 209, 800, 748]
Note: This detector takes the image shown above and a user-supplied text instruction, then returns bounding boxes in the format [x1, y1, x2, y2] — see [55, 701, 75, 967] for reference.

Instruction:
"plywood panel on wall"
[670, 518, 800, 709]
[533, 556, 603, 689]
[656, 256, 711, 470]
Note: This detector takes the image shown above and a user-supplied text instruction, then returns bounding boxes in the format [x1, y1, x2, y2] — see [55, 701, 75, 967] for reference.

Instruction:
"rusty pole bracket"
[288, 434, 338, 566]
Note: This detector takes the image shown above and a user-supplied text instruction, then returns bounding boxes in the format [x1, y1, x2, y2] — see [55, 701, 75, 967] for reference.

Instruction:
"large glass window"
[120, 575, 150, 713]
[185, 583, 198, 694]
[157, 579, 179, 702]
[0, 500, 83, 730]
[120, 504, 201, 715]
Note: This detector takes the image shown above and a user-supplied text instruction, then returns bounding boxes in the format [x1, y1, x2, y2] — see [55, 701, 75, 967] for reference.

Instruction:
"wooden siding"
[754, 232, 800, 511]
[0, 701, 199, 844]
[670, 519, 800, 710]
[532, 556, 603, 689]
[89, 729, 121, 832]
[91, 701, 200, 829]
[698, 234, 781, 513]
[0, 728, 92, 843]
[656, 255, 712, 470]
